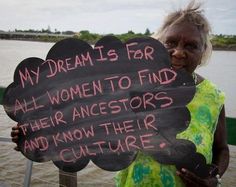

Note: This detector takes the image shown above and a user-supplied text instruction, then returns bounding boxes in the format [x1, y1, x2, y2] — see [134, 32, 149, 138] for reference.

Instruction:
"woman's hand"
[11, 124, 20, 151]
[176, 168, 219, 187]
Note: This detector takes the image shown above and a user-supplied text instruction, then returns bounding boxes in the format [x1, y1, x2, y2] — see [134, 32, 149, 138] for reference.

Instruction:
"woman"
[115, 1, 229, 187]
[11, 1, 229, 187]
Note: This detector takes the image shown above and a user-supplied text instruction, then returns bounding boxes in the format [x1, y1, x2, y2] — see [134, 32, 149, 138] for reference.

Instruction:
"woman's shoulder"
[195, 74, 217, 87]
[195, 73, 225, 101]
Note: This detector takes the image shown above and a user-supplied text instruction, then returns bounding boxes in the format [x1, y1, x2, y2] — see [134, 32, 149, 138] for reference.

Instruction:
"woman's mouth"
[171, 63, 185, 70]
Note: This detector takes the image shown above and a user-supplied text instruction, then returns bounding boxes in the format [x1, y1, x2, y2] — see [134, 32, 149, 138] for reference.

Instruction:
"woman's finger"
[177, 172, 197, 186]
[14, 146, 20, 151]
[11, 135, 19, 143]
[177, 169, 203, 186]
[12, 125, 19, 130]
[11, 129, 19, 137]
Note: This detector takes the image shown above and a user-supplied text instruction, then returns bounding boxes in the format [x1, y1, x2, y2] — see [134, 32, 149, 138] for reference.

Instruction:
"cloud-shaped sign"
[3, 36, 213, 178]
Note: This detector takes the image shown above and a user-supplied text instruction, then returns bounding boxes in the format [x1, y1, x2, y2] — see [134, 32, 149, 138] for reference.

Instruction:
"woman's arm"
[212, 106, 229, 176]
[177, 106, 229, 187]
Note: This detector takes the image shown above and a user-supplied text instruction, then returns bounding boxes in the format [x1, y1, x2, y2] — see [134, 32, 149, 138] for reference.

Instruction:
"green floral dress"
[115, 79, 225, 187]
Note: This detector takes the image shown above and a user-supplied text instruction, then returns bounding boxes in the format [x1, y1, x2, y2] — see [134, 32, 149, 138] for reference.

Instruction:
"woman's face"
[162, 21, 205, 74]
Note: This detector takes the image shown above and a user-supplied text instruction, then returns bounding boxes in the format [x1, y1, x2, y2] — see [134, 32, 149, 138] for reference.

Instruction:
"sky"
[0, 0, 235, 35]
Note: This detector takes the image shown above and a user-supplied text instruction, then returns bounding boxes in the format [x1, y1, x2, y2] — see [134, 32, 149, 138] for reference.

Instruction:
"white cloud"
[0, 0, 235, 34]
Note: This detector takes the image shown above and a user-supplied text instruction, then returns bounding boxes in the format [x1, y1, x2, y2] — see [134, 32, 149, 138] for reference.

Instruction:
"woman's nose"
[171, 48, 186, 58]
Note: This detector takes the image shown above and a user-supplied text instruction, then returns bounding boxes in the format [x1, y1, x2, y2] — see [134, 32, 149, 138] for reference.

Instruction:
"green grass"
[0, 87, 4, 105]
[226, 117, 236, 145]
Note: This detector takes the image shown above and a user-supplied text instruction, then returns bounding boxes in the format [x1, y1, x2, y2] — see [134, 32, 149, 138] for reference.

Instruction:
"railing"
[0, 137, 33, 187]
[0, 136, 77, 187]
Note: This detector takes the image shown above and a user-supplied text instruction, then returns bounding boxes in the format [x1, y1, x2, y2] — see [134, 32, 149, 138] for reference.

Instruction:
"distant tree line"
[14, 28, 75, 35]
[75, 30, 236, 50]
[74, 29, 151, 44]
[211, 34, 236, 50]
[2, 28, 152, 43]
[2, 28, 236, 50]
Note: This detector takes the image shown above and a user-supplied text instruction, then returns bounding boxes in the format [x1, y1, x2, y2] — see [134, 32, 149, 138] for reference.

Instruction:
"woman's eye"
[185, 43, 198, 50]
[164, 41, 176, 48]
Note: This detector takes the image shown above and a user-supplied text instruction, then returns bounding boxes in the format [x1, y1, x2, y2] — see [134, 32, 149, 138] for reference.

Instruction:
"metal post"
[23, 160, 33, 187]
[0, 137, 11, 142]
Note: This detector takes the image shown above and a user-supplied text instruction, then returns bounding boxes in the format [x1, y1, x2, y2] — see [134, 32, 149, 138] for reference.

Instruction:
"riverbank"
[2, 38, 236, 51]
[1, 31, 236, 51]
[213, 45, 236, 51]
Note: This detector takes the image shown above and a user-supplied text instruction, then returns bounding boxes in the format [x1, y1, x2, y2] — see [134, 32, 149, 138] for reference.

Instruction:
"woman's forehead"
[163, 22, 204, 42]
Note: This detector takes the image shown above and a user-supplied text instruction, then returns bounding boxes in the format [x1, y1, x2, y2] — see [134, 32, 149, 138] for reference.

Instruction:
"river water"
[0, 40, 235, 186]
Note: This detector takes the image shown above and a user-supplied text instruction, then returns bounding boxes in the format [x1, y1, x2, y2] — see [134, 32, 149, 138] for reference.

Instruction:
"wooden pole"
[59, 170, 77, 187]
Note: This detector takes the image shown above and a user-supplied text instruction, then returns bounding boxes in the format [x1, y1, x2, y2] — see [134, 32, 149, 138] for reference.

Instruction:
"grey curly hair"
[152, 0, 212, 66]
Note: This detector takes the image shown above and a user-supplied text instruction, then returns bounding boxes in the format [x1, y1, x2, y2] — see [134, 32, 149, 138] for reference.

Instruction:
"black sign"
[3, 36, 212, 178]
